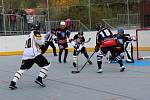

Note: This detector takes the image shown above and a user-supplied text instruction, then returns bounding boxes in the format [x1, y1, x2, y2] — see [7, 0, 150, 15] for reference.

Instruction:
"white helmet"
[60, 21, 66, 26]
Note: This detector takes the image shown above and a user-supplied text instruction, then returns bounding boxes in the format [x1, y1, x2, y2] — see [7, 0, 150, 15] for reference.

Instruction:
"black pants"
[49, 41, 57, 56]
[20, 54, 50, 70]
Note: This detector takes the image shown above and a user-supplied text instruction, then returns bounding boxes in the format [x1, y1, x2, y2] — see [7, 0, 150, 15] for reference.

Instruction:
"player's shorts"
[101, 46, 118, 57]
[20, 54, 50, 70]
[58, 43, 68, 49]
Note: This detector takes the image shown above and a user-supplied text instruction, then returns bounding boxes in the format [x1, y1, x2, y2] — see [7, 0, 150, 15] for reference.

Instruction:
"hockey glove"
[53, 38, 58, 44]
[94, 45, 99, 52]
[40, 44, 49, 54]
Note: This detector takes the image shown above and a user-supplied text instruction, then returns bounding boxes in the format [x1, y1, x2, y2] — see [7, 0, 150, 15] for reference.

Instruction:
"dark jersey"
[56, 27, 70, 44]
[96, 28, 116, 47]
[73, 34, 85, 44]
[113, 34, 131, 46]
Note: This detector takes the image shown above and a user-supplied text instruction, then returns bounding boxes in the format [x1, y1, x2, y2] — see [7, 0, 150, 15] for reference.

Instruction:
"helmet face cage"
[96, 23, 104, 31]
[31, 24, 40, 30]
[51, 29, 56, 34]
[117, 28, 124, 34]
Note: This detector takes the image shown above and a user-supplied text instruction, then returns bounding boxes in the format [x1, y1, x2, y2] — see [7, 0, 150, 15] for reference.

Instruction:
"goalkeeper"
[110, 28, 134, 63]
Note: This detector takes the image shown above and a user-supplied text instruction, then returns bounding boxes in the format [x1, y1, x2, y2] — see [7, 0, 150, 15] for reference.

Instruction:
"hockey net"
[136, 28, 150, 60]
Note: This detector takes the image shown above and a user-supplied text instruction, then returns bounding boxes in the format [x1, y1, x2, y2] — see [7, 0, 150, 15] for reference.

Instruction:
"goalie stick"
[71, 51, 95, 74]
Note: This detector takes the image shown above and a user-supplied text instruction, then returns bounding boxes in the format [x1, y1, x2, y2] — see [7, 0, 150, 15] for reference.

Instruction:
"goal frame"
[136, 28, 150, 60]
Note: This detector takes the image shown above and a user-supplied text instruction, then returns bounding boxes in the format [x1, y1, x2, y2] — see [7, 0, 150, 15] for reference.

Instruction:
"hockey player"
[43, 29, 57, 56]
[71, 32, 92, 70]
[9, 24, 50, 90]
[95, 24, 125, 73]
[113, 28, 134, 63]
[56, 21, 70, 63]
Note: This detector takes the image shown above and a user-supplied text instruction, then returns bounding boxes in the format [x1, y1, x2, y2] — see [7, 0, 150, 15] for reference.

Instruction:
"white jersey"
[44, 31, 57, 42]
[22, 30, 42, 60]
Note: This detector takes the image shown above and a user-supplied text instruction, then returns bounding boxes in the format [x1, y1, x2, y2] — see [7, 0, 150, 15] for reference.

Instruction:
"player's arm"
[95, 32, 102, 52]
[66, 29, 71, 38]
[33, 31, 48, 54]
[81, 37, 85, 45]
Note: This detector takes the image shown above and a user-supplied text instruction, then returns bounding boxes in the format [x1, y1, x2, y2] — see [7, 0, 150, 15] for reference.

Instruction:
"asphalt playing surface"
[0, 52, 150, 100]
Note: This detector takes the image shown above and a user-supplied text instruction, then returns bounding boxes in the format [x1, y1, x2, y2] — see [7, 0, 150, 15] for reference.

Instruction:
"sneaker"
[88, 60, 93, 65]
[120, 66, 126, 72]
[35, 76, 46, 87]
[97, 69, 103, 73]
[9, 81, 17, 90]
[54, 54, 57, 56]
[59, 57, 62, 63]
[59, 59, 62, 63]
[63, 59, 67, 63]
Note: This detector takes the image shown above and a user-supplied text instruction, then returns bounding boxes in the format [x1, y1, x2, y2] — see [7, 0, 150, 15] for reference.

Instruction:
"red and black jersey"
[56, 27, 70, 44]
[96, 28, 116, 47]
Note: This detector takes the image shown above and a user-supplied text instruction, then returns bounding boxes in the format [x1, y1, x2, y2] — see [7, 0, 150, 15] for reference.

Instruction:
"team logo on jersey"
[61, 32, 65, 38]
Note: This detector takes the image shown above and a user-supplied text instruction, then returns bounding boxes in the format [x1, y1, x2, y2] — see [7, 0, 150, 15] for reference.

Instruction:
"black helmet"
[78, 31, 83, 35]
[96, 23, 104, 31]
[31, 24, 40, 30]
[117, 27, 124, 34]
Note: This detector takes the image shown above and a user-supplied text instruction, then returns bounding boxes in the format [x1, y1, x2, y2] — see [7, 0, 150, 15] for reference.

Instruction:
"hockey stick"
[84, 37, 91, 43]
[68, 37, 91, 43]
[72, 51, 95, 74]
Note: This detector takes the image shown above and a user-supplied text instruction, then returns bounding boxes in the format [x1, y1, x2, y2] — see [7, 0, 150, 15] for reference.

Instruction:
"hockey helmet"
[117, 27, 124, 34]
[78, 31, 83, 35]
[96, 23, 104, 31]
[31, 24, 40, 30]
[60, 21, 66, 26]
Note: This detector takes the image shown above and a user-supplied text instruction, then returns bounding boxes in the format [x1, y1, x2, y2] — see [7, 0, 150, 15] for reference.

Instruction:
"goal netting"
[136, 28, 150, 60]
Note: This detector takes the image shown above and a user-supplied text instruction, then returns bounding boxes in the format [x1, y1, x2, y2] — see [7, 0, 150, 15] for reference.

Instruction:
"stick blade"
[71, 71, 80, 74]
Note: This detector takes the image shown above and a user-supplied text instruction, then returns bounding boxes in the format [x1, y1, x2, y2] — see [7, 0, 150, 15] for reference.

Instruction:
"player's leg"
[9, 59, 34, 89]
[81, 47, 92, 64]
[34, 54, 50, 87]
[49, 41, 57, 56]
[64, 48, 68, 63]
[110, 46, 125, 72]
[58, 45, 63, 63]
[97, 48, 107, 73]
[63, 44, 68, 63]
[73, 49, 79, 71]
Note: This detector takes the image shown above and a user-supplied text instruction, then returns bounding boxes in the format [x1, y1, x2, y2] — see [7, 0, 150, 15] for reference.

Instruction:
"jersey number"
[100, 29, 111, 38]
[25, 38, 31, 48]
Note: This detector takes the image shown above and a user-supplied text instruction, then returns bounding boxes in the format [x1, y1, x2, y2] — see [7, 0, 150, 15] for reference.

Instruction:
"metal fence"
[45, 20, 90, 32]
[102, 14, 140, 29]
[0, 14, 46, 36]
[0, 14, 90, 36]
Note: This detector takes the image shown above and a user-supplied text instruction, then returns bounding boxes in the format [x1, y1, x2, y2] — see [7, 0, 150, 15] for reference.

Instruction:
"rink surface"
[0, 52, 150, 100]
